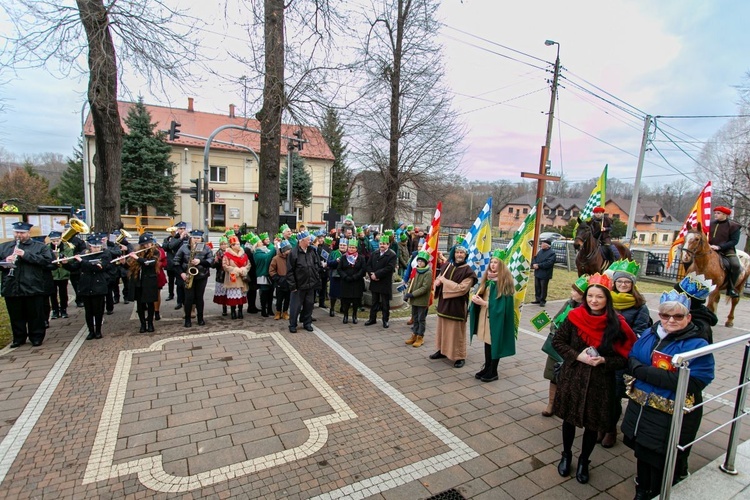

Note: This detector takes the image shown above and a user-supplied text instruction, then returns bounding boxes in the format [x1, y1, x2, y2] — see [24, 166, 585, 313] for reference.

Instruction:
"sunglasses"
[658, 313, 686, 322]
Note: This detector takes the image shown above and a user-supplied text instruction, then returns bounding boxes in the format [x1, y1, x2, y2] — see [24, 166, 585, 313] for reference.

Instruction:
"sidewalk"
[0, 283, 749, 499]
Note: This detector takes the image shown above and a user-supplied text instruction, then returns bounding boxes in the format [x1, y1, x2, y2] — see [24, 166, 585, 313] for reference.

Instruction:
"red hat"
[593, 207, 605, 214]
[714, 206, 731, 215]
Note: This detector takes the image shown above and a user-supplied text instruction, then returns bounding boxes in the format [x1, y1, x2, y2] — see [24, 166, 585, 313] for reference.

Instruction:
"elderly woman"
[223, 236, 251, 319]
[621, 291, 714, 500]
[552, 273, 637, 484]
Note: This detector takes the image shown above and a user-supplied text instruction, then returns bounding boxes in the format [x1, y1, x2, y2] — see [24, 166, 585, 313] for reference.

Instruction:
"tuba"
[61, 218, 89, 243]
[116, 228, 132, 245]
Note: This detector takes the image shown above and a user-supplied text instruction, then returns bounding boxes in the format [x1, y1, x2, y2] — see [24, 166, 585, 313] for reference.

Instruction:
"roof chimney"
[187, 97, 194, 112]
[229, 104, 236, 118]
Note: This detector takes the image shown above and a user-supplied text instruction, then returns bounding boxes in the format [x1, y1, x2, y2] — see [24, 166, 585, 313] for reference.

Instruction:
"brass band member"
[166, 221, 189, 310]
[49, 230, 73, 319]
[64, 234, 110, 340]
[174, 229, 214, 327]
[0, 222, 55, 347]
[126, 232, 161, 333]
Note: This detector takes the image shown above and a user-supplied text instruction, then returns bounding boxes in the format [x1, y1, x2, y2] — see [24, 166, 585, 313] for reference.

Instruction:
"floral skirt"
[213, 282, 227, 305]
[225, 287, 247, 306]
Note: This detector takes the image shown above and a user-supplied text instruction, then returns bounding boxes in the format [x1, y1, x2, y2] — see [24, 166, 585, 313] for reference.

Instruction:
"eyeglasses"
[658, 313, 686, 322]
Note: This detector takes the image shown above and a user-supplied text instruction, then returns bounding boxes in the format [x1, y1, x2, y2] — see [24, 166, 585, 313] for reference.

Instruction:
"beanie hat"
[715, 206, 732, 215]
[593, 206, 605, 214]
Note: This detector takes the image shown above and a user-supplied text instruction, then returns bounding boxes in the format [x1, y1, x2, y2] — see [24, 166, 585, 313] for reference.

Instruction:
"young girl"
[468, 250, 517, 382]
[404, 251, 433, 348]
[541, 275, 589, 417]
[212, 237, 229, 315]
[223, 236, 251, 319]
[65, 234, 110, 340]
[126, 233, 161, 333]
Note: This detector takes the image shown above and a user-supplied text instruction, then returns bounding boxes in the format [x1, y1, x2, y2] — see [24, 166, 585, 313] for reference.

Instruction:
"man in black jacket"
[531, 238, 556, 307]
[709, 206, 742, 298]
[162, 226, 180, 301]
[287, 231, 321, 333]
[0, 222, 55, 347]
[166, 222, 189, 309]
[365, 236, 397, 328]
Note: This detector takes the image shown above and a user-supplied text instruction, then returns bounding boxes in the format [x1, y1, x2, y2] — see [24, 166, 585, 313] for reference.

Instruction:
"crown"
[587, 273, 612, 289]
[677, 272, 716, 301]
[224, 229, 236, 237]
[660, 290, 691, 309]
[608, 259, 640, 278]
[491, 249, 505, 260]
[573, 275, 590, 293]
[240, 233, 253, 242]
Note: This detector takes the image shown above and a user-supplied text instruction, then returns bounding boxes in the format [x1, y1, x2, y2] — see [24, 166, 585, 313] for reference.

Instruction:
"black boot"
[139, 321, 147, 333]
[197, 315, 205, 326]
[222, 305, 228, 316]
[51, 309, 59, 319]
[634, 487, 652, 500]
[94, 326, 102, 339]
[576, 459, 590, 484]
[86, 330, 96, 340]
[481, 359, 500, 382]
[147, 320, 155, 332]
[154, 311, 161, 321]
[60, 309, 68, 318]
[352, 308, 358, 324]
[558, 451, 572, 477]
[476, 343, 492, 379]
[727, 273, 740, 298]
[231, 306, 237, 320]
[237, 307, 243, 319]
[184, 318, 192, 327]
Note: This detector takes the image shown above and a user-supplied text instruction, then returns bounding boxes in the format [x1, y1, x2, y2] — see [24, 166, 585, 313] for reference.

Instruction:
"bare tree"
[352, 0, 466, 227]
[2, 0, 199, 230]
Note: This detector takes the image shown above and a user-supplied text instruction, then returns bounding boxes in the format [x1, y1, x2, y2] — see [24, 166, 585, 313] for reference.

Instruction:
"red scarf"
[224, 249, 248, 267]
[567, 307, 636, 359]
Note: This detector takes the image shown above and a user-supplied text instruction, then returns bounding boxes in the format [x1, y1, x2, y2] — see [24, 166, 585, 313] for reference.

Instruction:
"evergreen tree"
[121, 97, 177, 215]
[319, 107, 352, 214]
[52, 141, 85, 208]
[279, 153, 313, 207]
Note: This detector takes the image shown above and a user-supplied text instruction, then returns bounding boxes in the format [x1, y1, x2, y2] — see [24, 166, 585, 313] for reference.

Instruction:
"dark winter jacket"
[162, 235, 182, 271]
[126, 247, 160, 303]
[366, 248, 397, 296]
[617, 304, 652, 337]
[709, 218, 742, 254]
[174, 242, 214, 281]
[531, 246, 556, 280]
[287, 244, 321, 291]
[64, 252, 112, 296]
[0, 238, 54, 297]
[338, 253, 366, 300]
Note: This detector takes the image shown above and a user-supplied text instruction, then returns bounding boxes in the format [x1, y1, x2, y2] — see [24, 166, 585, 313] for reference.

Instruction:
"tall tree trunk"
[77, 0, 123, 233]
[256, 0, 285, 234]
[384, 0, 410, 228]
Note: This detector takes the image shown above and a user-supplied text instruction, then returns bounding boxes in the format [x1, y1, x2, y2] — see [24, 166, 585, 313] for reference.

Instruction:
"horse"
[573, 217, 632, 276]
[681, 223, 750, 327]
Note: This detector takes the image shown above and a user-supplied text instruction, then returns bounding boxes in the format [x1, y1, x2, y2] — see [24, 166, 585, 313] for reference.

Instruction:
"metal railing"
[660, 333, 750, 499]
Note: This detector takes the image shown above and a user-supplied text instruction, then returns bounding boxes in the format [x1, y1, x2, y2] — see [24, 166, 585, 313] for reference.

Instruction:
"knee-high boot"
[342, 301, 349, 324]
[475, 342, 492, 379]
[481, 343, 500, 382]
[330, 298, 337, 317]
[351, 301, 359, 324]
[137, 308, 146, 333]
[231, 306, 237, 320]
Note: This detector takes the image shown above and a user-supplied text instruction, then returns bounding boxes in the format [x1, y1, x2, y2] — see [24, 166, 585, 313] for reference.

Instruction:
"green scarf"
[611, 291, 636, 310]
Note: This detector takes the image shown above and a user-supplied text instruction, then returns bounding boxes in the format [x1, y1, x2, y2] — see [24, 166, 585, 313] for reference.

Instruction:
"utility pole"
[625, 115, 652, 244]
[521, 40, 562, 258]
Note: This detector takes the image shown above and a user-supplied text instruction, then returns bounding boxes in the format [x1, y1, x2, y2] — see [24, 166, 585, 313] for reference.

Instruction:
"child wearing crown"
[621, 290, 715, 498]
[552, 273, 637, 485]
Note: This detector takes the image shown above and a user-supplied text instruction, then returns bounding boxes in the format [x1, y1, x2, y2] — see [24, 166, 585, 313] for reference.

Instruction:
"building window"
[557, 209, 564, 216]
[210, 166, 227, 183]
[296, 206, 304, 221]
[357, 185, 361, 197]
[662, 234, 669, 242]
[210, 204, 226, 227]
[414, 212, 423, 224]
[544, 208, 551, 215]
[572, 210, 579, 217]
[639, 233, 645, 242]
[397, 190, 411, 200]
[522, 208, 528, 214]
[508, 207, 514, 214]
[613, 213, 620, 220]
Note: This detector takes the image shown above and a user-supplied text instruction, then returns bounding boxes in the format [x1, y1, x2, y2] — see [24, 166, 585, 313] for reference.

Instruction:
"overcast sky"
[1, 0, 747, 189]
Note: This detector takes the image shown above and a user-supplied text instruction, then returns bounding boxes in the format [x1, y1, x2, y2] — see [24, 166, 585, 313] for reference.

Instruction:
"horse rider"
[590, 206, 620, 262]
[709, 206, 741, 298]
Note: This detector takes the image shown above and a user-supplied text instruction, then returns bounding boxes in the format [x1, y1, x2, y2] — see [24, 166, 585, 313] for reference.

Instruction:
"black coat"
[162, 235, 181, 271]
[174, 242, 214, 281]
[66, 236, 88, 276]
[64, 252, 112, 296]
[287, 244, 321, 291]
[338, 254, 366, 299]
[531, 247, 556, 280]
[126, 249, 160, 303]
[0, 238, 54, 297]
[366, 249, 397, 296]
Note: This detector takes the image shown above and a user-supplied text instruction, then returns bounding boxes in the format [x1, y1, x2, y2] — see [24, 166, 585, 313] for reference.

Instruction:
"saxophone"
[185, 242, 204, 290]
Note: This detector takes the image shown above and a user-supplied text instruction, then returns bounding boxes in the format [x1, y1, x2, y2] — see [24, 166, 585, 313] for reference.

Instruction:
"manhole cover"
[427, 489, 466, 500]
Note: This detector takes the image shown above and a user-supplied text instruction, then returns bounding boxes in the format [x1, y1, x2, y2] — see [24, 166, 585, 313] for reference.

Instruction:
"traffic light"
[293, 129, 304, 151]
[254, 193, 259, 201]
[168, 120, 181, 141]
[208, 190, 216, 203]
[189, 177, 201, 202]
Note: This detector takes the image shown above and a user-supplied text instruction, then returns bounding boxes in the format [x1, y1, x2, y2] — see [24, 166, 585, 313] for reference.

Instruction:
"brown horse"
[573, 217, 632, 276]
[681, 223, 750, 327]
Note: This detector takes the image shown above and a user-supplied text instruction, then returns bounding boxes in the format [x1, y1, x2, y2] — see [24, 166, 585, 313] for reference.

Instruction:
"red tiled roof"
[83, 100, 335, 161]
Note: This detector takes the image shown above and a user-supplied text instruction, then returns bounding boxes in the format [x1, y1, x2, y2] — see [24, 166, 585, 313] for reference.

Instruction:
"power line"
[562, 69, 648, 117]
[649, 143, 702, 186]
[655, 114, 750, 119]
[441, 24, 550, 64]
[456, 87, 548, 116]
[441, 33, 549, 72]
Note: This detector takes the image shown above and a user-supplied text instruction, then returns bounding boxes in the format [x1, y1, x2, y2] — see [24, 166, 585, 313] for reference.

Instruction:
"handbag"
[541, 331, 564, 363]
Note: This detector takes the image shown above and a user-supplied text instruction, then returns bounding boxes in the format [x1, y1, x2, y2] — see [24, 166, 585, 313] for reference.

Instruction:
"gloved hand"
[404, 293, 413, 300]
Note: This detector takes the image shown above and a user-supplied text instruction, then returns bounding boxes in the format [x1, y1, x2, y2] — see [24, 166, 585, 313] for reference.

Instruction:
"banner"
[668, 181, 712, 266]
[580, 165, 608, 221]
[409, 202, 442, 305]
[464, 197, 493, 281]
[502, 204, 537, 335]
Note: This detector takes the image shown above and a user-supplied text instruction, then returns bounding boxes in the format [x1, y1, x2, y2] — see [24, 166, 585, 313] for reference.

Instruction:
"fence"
[659, 333, 750, 498]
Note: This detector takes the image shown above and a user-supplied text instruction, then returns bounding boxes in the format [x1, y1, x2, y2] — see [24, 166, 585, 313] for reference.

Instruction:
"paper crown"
[224, 229, 235, 237]
[417, 250, 431, 262]
[357, 227, 364, 234]
[383, 229, 394, 237]
[348, 238, 358, 247]
[345, 214, 353, 221]
[406, 224, 414, 231]
[240, 233, 253, 242]
[324, 236, 333, 245]
[454, 239, 469, 251]
[229, 236, 240, 246]
[298, 230, 310, 240]
[491, 249, 505, 260]
[573, 275, 590, 293]
[587, 273, 612, 289]
[677, 272, 716, 301]
[455, 235, 464, 244]
[218, 236, 228, 244]
[609, 259, 640, 278]
[660, 290, 691, 309]
[400, 232, 408, 242]
[279, 224, 290, 232]
[275, 233, 283, 240]
[279, 240, 291, 250]
[248, 233, 261, 244]
[258, 232, 269, 241]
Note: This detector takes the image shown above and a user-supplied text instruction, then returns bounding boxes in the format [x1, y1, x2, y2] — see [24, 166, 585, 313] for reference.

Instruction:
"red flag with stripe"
[408, 201, 441, 305]
[668, 181, 711, 266]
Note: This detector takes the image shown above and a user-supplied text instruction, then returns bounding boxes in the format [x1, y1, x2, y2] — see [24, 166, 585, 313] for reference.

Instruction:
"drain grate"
[427, 489, 466, 500]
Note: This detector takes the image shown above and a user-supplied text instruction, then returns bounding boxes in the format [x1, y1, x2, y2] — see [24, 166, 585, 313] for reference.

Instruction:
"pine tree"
[279, 153, 313, 207]
[320, 107, 351, 214]
[52, 141, 85, 208]
[121, 97, 177, 215]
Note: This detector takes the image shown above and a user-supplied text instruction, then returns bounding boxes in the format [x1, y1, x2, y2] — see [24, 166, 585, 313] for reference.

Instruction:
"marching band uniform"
[0, 222, 55, 347]
[64, 234, 111, 340]
[174, 230, 214, 327]
[126, 233, 161, 333]
[66, 229, 87, 308]
[49, 231, 73, 319]
[162, 227, 180, 301]
[166, 221, 190, 309]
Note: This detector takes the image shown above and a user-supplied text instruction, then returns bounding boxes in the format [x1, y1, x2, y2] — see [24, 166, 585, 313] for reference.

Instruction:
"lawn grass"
[0, 297, 11, 348]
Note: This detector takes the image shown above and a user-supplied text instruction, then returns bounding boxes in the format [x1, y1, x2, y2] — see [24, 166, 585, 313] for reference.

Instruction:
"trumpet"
[166, 226, 179, 233]
[51, 251, 104, 264]
[110, 248, 148, 264]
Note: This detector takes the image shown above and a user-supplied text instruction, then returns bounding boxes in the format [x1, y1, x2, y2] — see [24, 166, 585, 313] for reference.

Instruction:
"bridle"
[681, 232, 710, 266]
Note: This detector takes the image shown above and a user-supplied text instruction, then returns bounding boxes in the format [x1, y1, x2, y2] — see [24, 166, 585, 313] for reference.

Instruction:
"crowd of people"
[0, 208, 734, 500]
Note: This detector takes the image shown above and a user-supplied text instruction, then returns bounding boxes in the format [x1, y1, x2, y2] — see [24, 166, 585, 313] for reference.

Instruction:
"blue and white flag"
[464, 197, 493, 280]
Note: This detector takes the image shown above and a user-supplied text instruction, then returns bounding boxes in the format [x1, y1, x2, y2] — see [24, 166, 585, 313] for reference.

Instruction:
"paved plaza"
[1, 280, 749, 499]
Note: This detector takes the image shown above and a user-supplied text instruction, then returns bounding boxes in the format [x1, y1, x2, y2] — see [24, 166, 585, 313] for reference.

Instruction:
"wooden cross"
[322, 209, 341, 232]
[521, 146, 561, 258]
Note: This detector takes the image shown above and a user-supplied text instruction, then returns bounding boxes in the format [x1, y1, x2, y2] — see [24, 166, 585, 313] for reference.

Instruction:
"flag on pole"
[668, 181, 712, 266]
[580, 165, 608, 221]
[409, 201, 442, 305]
[464, 197, 493, 281]
[502, 204, 537, 335]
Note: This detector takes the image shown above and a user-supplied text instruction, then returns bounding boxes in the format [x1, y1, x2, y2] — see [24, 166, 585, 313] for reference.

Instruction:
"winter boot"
[237, 307, 243, 319]
[231, 306, 237, 320]
[50, 309, 59, 320]
[351, 309, 358, 324]
[60, 309, 69, 318]
[274, 311, 281, 320]
[222, 305, 228, 316]
[412, 336, 424, 347]
[405, 334, 417, 345]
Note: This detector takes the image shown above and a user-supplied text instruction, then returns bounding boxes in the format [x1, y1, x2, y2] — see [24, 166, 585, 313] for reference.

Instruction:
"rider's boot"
[610, 244, 621, 260]
[727, 270, 741, 298]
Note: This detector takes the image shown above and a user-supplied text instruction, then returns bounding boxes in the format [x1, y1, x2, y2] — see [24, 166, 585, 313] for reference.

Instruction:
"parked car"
[539, 232, 564, 242]
[645, 252, 665, 276]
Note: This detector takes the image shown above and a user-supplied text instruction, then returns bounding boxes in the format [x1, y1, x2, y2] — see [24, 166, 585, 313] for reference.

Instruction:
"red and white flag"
[408, 201, 441, 305]
[668, 181, 712, 266]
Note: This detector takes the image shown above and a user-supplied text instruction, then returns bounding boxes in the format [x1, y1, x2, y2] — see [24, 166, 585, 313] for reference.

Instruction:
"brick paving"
[1, 279, 749, 499]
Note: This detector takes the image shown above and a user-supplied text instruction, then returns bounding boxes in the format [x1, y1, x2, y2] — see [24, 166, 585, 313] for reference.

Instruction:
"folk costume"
[223, 237, 251, 319]
[126, 234, 161, 333]
[212, 239, 228, 315]
[709, 206, 742, 298]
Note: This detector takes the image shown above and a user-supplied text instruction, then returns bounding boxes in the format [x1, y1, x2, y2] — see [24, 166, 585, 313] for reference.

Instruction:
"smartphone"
[585, 346, 600, 357]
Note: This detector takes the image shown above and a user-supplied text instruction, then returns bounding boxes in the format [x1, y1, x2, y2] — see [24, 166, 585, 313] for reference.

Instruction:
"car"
[539, 232, 564, 242]
[645, 251, 665, 276]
